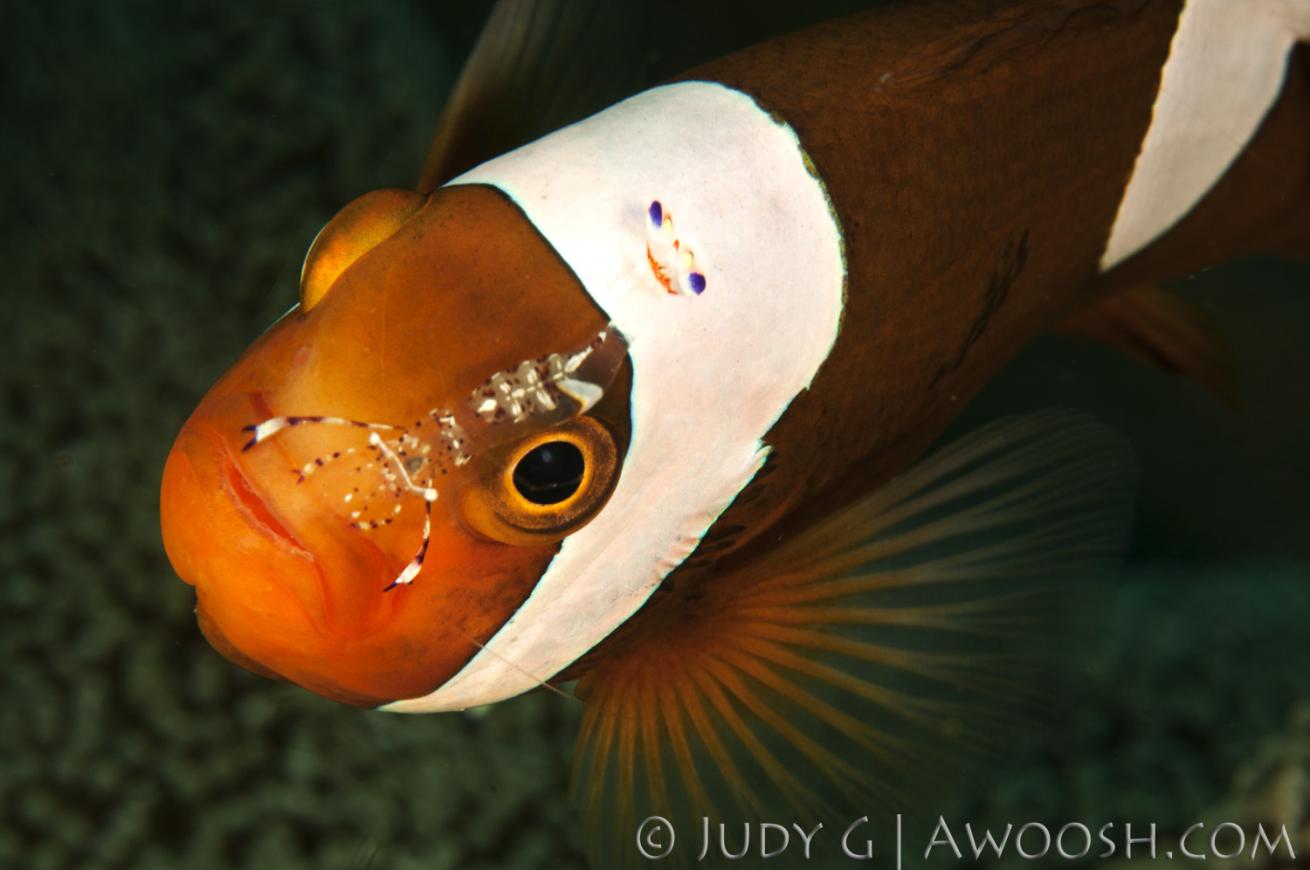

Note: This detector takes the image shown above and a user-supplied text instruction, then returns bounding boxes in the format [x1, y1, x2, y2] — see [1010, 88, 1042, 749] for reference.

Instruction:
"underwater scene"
[4, 1, 1309, 868]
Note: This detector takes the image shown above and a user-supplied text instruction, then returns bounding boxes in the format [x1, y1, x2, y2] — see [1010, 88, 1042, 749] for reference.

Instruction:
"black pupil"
[512, 441, 585, 506]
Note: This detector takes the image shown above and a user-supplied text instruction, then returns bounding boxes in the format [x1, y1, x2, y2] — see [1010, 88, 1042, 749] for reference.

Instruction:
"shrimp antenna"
[241, 414, 398, 452]
[455, 627, 580, 704]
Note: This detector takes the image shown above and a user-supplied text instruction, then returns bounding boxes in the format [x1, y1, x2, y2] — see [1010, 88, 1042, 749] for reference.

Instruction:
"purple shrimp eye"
[643, 198, 707, 296]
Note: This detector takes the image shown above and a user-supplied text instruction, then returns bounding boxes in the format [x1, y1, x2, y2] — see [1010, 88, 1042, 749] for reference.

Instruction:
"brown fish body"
[630, 0, 1310, 581]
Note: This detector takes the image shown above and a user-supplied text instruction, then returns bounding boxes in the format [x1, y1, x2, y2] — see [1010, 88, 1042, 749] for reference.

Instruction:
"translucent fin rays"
[570, 410, 1135, 868]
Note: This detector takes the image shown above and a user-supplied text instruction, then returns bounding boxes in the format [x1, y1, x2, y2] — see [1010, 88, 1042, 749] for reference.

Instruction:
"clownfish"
[160, 0, 1310, 860]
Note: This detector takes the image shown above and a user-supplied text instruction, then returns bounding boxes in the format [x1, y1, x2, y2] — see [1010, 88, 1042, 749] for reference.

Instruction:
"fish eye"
[460, 416, 618, 544]
[512, 440, 585, 505]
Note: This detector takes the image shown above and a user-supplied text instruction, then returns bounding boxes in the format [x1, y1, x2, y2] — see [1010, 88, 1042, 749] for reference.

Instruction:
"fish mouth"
[159, 397, 491, 707]
[161, 416, 318, 603]
[166, 417, 315, 563]
[160, 409, 402, 705]
[219, 430, 308, 555]
[161, 403, 403, 613]
[174, 431, 311, 685]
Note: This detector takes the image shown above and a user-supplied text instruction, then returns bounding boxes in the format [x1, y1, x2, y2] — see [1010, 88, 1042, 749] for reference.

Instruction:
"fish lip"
[188, 419, 312, 558]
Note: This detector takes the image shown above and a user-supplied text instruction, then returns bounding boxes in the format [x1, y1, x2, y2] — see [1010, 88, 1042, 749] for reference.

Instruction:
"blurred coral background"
[3, 3, 1307, 868]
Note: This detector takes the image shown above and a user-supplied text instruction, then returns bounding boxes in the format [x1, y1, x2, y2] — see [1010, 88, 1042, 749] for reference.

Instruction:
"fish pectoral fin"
[570, 411, 1135, 868]
[1059, 284, 1237, 406]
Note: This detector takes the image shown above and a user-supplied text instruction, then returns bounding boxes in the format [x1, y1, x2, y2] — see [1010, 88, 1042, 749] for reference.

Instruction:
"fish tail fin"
[570, 410, 1136, 868]
[1060, 284, 1238, 406]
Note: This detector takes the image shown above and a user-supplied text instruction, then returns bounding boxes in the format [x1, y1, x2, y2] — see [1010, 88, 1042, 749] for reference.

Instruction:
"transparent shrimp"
[241, 324, 630, 590]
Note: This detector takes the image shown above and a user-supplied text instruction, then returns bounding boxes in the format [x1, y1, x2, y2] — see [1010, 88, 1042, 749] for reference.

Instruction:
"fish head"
[160, 184, 631, 707]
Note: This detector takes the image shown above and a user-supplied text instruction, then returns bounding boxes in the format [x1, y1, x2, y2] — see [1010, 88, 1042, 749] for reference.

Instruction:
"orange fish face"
[160, 185, 630, 707]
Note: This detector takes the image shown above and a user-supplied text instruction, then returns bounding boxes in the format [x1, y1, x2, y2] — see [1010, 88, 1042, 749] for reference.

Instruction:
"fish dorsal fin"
[418, 0, 651, 191]
[570, 411, 1135, 868]
[417, 0, 879, 191]
[1060, 284, 1237, 406]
